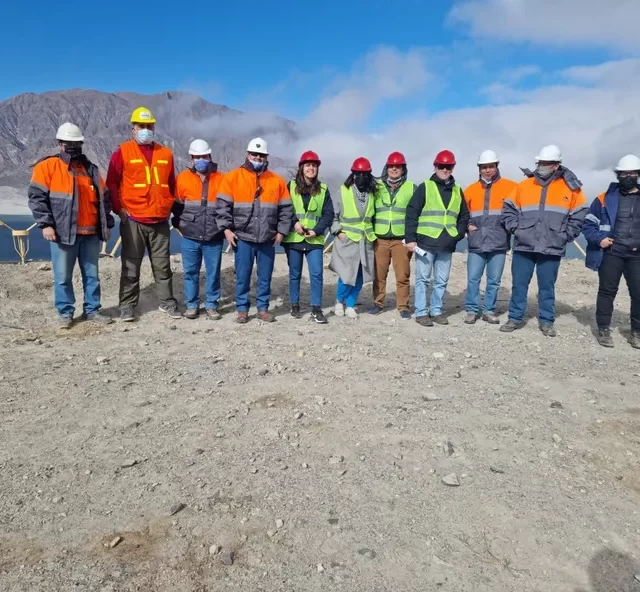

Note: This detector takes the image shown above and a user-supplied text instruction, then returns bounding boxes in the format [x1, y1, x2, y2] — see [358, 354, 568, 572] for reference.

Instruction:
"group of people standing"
[28, 106, 640, 349]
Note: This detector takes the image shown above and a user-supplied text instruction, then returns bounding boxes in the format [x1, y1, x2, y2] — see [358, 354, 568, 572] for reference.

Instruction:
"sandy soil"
[0, 252, 639, 592]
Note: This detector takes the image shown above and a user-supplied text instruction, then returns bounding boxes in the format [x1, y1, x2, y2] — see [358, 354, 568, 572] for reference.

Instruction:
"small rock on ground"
[441, 473, 460, 486]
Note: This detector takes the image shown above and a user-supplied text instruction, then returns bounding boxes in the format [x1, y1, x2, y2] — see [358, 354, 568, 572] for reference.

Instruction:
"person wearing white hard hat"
[173, 139, 226, 320]
[106, 106, 180, 322]
[500, 145, 588, 337]
[583, 154, 640, 349]
[28, 123, 114, 328]
[216, 137, 292, 323]
[463, 150, 517, 325]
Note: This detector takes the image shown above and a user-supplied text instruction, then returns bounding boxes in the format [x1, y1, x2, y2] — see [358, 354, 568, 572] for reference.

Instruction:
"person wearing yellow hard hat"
[106, 106, 180, 322]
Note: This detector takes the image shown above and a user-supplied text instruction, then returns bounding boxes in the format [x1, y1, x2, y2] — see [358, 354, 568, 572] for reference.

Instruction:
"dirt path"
[1, 253, 639, 591]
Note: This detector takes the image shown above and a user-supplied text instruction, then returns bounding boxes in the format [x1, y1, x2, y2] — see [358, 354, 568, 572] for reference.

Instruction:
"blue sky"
[0, 0, 625, 128]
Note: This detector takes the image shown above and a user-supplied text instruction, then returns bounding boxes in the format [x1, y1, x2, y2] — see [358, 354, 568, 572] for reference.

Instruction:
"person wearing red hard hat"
[282, 151, 334, 324]
[405, 149, 470, 326]
[329, 157, 377, 318]
[369, 151, 415, 319]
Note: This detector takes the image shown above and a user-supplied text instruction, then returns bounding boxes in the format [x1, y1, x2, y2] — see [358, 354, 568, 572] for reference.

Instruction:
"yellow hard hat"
[130, 106, 156, 124]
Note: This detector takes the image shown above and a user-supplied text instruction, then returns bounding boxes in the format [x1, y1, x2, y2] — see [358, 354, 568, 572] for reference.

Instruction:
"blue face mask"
[136, 129, 154, 144]
[193, 159, 210, 173]
[250, 160, 265, 171]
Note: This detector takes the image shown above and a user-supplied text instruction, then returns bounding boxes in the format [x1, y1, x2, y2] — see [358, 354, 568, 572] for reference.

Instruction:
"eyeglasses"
[436, 165, 454, 171]
[249, 152, 266, 158]
[618, 171, 639, 178]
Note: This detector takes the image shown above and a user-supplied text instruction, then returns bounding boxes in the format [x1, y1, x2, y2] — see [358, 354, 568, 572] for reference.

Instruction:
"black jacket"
[405, 174, 470, 252]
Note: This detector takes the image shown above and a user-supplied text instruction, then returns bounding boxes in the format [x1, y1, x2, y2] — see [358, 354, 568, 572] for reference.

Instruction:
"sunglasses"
[249, 152, 266, 158]
[436, 165, 454, 171]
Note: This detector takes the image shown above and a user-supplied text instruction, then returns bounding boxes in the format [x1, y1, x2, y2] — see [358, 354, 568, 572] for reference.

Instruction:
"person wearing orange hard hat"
[282, 150, 334, 324]
[329, 157, 377, 319]
[405, 150, 469, 327]
[369, 151, 415, 319]
[106, 105, 180, 322]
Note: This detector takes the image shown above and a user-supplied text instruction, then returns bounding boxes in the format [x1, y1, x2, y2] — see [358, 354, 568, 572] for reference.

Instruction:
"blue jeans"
[234, 239, 276, 312]
[508, 251, 561, 324]
[336, 266, 363, 308]
[285, 247, 324, 307]
[181, 236, 223, 310]
[465, 251, 507, 314]
[414, 249, 453, 317]
[50, 234, 101, 318]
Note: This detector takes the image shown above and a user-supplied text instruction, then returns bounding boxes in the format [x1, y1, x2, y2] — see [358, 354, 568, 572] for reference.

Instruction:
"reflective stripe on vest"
[283, 181, 327, 245]
[417, 180, 462, 238]
[373, 181, 414, 236]
[340, 185, 376, 243]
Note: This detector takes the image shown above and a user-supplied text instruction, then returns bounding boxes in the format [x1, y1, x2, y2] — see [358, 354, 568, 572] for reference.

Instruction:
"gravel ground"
[0, 252, 639, 592]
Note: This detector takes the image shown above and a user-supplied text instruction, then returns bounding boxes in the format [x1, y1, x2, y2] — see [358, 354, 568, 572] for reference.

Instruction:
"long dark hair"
[343, 172, 378, 193]
[294, 165, 322, 196]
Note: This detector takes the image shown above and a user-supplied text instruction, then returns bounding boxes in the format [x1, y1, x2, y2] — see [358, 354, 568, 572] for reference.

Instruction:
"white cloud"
[448, 0, 640, 51]
[281, 49, 640, 200]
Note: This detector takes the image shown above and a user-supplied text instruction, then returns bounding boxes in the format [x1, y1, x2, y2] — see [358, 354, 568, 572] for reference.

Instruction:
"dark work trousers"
[119, 218, 176, 308]
[596, 250, 640, 331]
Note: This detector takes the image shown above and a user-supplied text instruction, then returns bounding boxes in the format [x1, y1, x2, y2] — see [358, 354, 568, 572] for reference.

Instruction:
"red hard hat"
[386, 151, 406, 166]
[433, 150, 456, 166]
[299, 150, 321, 165]
[351, 157, 372, 172]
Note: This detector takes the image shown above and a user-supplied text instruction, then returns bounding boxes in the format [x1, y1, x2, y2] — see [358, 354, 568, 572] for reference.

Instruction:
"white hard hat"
[188, 139, 211, 155]
[477, 149, 499, 165]
[535, 144, 562, 163]
[614, 154, 640, 172]
[56, 122, 84, 142]
[247, 137, 268, 155]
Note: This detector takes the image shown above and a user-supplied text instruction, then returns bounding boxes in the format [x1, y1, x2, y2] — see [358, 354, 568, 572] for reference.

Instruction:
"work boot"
[120, 307, 136, 322]
[290, 304, 302, 319]
[257, 310, 276, 322]
[236, 311, 249, 324]
[205, 308, 222, 321]
[431, 315, 449, 325]
[597, 327, 614, 348]
[482, 313, 500, 325]
[311, 307, 328, 324]
[184, 308, 199, 320]
[539, 323, 557, 337]
[464, 312, 478, 324]
[159, 302, 182, 319]
[334, 302, 345, 317]
[415, 315, 433, 327]
[368, 305, 383, 315]
[499, 319, 525, 332]
[83, 311, 113, 325]
[630, 331, 640, 349]
[345, 307, 359, 319]
[56, 316, 73, 329]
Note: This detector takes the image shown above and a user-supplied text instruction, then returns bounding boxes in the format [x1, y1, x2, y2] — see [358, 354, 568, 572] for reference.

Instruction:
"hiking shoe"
[416, 315, 433, 327]
[597, 327, 614, 348]
[120, 307, 135, 322]
[311, 307, 328, 324]
[159, 302, 182, 319]
[500, 319, 524, 332]
[345, 306, 358, 319]
[482, 313, 500, 325]
[57, 316, 73, 329]
[539, 323, 557, 337]
[334, 302, 345, 317]
[184, 308, 199, 320]
[368, 305, 383, 315]
[290, 304, 302, 319]
[400, 311, 412, 320]
[630, 331, 640, 349]
[431, 315, 449, 325]
[205, 308, 222, 321]
[257, 310, 276, 322]
[236, 311, 249, 324]
[464, 312, 478, 324]
[84, 311, 113, 325]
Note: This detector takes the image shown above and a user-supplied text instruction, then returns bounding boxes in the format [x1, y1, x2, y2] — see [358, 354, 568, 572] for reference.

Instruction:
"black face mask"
[63, 143, 83, 158]
[353, 173, 369, 191]
[619, 175, 639, 192]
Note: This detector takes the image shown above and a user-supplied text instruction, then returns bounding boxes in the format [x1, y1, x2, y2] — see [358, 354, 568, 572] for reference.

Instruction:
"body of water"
[0, 215, 587, 264]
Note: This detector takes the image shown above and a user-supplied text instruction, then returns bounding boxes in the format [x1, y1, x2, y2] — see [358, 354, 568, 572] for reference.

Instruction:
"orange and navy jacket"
[216, 161, 292, 243]
[173, 165, 225, 242]
[501, 166, 588, 257]
[464, 174, 517, 253]
[28, 153, 114, 245]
